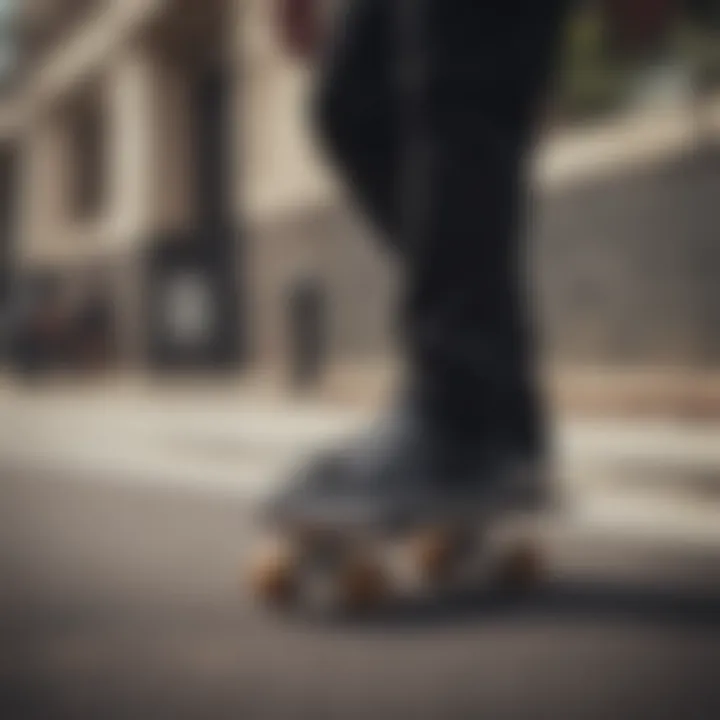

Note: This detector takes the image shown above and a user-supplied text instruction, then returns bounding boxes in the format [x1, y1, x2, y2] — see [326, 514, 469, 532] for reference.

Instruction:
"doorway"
[145, 0, 244, 371]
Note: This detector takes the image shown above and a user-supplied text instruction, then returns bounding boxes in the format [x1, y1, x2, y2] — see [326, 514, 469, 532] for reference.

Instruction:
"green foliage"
[556, 5, 630, 121]
[675, 21, 720, 91]
[555, 2, 720, 123]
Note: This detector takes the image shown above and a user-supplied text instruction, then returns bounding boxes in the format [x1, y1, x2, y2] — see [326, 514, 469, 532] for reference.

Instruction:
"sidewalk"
[2, 379, 720, 547]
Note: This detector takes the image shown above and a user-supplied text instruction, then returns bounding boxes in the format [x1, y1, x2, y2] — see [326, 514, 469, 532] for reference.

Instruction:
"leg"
[312, 0, 401, 251]
[401, 1, 570, 460]
[265, 1, 570, 528]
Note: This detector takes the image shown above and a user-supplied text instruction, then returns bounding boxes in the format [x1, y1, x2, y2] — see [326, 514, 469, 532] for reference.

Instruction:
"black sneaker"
[263, 402, 551, 531]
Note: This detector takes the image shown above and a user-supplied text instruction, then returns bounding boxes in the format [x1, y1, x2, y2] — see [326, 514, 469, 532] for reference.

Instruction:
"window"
[68, 90, 107, 220]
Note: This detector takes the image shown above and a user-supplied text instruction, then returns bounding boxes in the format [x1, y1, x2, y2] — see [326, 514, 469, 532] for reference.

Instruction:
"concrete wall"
[536, 141, 720, 365]
[244, 101, 720, 369]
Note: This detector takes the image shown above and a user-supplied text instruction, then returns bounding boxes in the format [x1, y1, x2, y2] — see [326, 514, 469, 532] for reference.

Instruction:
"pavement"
[1, 381, 720, 546]
[2, 381, 720, 719]
[1, 470, 720, 720]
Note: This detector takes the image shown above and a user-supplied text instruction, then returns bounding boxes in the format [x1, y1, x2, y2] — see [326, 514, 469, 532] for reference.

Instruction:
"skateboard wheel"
[339, 556, 387, 611]
[292, 548, 387, 616]
[410, 527, 461, 584]
[248, 541, 296, 607]
[494, 540, 544, 592]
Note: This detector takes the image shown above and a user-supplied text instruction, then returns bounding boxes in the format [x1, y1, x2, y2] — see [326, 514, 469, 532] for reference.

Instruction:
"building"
[2, 0, 720, 380]
[0, 0, 358, 373]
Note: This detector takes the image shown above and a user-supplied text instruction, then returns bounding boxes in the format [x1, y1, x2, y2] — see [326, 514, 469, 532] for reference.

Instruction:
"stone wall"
[535, 141, 720, 365]
[248, 139, 720, 370]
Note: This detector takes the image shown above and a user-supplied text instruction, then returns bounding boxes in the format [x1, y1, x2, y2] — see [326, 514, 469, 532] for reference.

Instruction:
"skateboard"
[247, 505, 547, 616]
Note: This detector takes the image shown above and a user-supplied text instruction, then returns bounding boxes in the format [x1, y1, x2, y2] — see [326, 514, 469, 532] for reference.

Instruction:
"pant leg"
[312, 0, 401, 251]
[401, 1, 570, 458]
[314, 0, 569, 461]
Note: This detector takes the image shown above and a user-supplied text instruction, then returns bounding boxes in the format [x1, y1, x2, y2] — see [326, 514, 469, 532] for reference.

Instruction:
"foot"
[264, 402, 550, 530]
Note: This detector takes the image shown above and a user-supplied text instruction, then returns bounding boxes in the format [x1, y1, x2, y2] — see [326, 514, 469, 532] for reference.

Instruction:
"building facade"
[2, 0, 720, 378]
[0, 0, 353, 372]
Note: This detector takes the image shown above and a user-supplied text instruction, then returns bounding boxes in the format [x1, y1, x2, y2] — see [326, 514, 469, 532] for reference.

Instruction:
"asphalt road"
[1, 471, 719, 720]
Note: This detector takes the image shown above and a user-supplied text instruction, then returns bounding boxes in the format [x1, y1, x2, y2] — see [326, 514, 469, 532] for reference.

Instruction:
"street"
[2, 2, 720, 716]
[1, 465, 719, 720]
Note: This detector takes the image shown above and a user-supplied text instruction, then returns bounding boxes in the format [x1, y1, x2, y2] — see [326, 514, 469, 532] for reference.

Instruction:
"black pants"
[313, 0, 569, 458]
